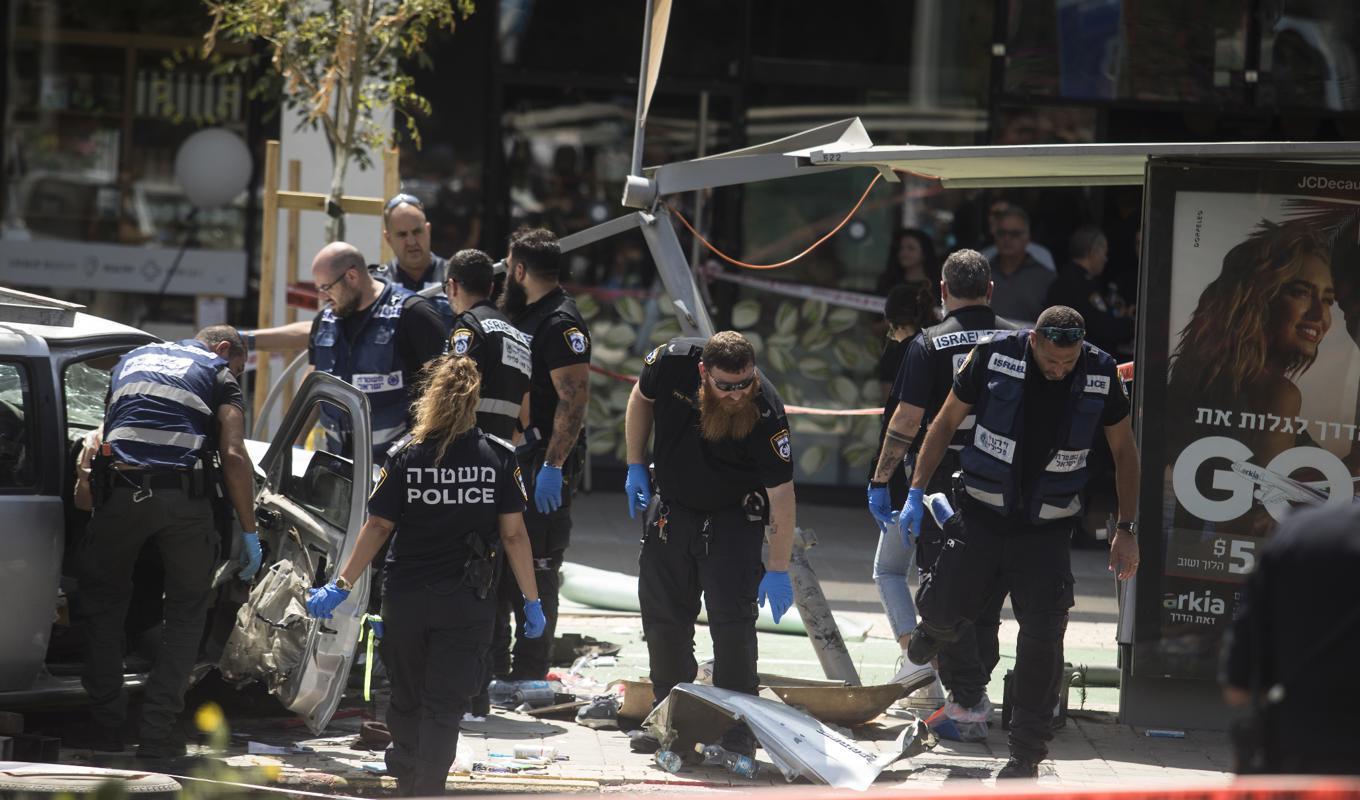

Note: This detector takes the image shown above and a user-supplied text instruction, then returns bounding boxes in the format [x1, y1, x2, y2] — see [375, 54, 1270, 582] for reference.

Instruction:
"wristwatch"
[1115, 521, 1137, 536]
[334, 576, 353, 591]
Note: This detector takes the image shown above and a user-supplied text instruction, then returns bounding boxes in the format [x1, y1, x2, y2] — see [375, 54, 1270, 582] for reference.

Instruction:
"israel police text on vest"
[450, 305, 532, 440]
[104, 340, 226, 469]
[958, 330, 1114, 524]
[918, 308, 1020, 454]
[312, 280, 414, 453]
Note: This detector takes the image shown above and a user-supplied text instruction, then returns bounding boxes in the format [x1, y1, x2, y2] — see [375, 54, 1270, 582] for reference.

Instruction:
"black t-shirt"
[953, 335, 1129, 522]
[213, 367, 246, 413]
[448, 301, 494, 374]
[638, 341, 794, 511]
[367, 433, 527, 591]
[308, 295, 448, 396]
[515, 288, 591, 440]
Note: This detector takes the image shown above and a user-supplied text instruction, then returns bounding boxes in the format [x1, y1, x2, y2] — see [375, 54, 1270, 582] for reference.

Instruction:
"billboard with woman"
[1134, 161, 1360, 678]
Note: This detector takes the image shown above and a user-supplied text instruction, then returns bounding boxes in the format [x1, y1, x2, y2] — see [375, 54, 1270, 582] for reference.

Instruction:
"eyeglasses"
[707, 372, 756, 392]
[316, 266, 356, 294]
[1036, 326, 1086, 346]
[995, 228, 1027, 239]
[384, 192, 424, 213]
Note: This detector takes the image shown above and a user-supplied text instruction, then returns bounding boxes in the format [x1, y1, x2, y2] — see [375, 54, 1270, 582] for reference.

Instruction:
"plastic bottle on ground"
[654, 750, 683, 773]
[513, 743, 557, 759]
[694, 742, 759, 779]
[488, 680, 516, 707]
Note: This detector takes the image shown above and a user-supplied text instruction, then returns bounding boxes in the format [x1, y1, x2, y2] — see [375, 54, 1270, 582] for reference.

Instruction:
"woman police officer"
[306, 355, 546, 796]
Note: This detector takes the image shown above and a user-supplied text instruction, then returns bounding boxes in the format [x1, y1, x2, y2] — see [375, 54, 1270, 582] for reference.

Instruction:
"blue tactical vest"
[312, 280, 414, 462]
[372, 256, 454, 330]
[103, 340, 224, 469]
[958, 330, 1115, 525]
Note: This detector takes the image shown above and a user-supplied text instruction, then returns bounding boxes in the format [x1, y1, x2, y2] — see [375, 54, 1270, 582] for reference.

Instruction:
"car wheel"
[0, 764, 181, 796]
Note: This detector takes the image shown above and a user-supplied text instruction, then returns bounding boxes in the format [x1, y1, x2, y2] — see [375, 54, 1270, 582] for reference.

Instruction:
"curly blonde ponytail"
[408, 355, 482, 463]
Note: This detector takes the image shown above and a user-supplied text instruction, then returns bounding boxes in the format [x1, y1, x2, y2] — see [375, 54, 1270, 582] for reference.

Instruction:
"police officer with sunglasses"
[622, 331, 796, 758]
[901, 305, 1140, 779]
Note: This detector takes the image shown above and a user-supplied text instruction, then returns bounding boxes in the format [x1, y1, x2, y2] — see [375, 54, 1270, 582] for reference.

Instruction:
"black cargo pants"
[638, 498, 765, 705]
[916, 504, 1074, 762]
[79, 480, 218, 744]
[381, 578, 494, 796]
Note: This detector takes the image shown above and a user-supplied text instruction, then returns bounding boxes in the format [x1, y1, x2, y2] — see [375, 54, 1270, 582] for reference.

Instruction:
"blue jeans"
[872, 522, 917, 639]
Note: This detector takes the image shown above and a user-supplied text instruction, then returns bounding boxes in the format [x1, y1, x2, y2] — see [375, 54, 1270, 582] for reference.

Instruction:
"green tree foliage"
[202, 0, 474, 240]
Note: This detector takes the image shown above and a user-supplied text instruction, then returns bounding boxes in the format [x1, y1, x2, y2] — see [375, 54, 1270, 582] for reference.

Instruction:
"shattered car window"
[65, 357, 117, 433]
[0, 363, 35, 487]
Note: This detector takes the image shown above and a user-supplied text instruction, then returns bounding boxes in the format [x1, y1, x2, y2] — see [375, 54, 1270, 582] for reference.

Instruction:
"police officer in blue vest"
[79, 327, 261, 759]
[371, 193, 454, 329]
[306, 242, 449, 463]
[306, 355, 545, 796]
[903, 305, 1140, 779]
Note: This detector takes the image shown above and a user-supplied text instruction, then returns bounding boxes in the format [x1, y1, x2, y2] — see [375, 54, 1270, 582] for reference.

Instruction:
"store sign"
[1133, 161, 1360, 679]
[0, 240, 246, 298]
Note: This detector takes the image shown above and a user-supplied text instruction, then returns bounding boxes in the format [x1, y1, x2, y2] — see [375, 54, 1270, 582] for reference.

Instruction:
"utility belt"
[91, 454, 213, 507]
[460, 529, 501, 600]
[644, 491, 768, 552]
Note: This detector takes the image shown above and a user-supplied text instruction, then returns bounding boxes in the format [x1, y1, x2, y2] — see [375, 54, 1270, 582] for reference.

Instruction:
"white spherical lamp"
[174, 128, 253, 209]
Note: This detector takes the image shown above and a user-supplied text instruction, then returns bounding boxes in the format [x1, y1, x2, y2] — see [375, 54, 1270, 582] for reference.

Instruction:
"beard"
[499, 273, 528, 317]
[699, 383, 761, 442]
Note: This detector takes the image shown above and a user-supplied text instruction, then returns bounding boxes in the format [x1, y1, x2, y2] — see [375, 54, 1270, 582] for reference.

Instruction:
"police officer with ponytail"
[903, 306, 1140, 779]
[444, 249, 532, 442]
[80, 326, 260, 759]
[306, 355, 544, 797]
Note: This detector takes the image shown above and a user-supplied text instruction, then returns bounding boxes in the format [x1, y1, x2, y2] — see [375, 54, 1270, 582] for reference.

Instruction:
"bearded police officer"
[904, 306, 1140, 779]
[867, 249, 1018, 718]
[444, 249, 532, 441]
[623, 332, 796, 757]
[372, 193, 455, 328]
[80, 326, 260, 759]
[493, 227, 590, 681]
[307, 355, 544, 796]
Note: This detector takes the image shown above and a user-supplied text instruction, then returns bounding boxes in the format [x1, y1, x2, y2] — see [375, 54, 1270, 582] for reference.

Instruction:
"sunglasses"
[707, 372, 756, 392]
[1036, 326, 1086, 346]
[316, 266, 356, 294]
[384, 192, 424, 213]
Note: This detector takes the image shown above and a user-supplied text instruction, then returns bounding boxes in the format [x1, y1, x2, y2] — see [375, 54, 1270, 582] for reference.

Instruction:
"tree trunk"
[324, 0, 372, 243]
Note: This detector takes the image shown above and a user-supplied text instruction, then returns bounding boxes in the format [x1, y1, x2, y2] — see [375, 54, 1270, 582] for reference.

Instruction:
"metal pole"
[787, 527, 861, 685]
[638, 208, 714, 338]
[629, 0, 656, 180]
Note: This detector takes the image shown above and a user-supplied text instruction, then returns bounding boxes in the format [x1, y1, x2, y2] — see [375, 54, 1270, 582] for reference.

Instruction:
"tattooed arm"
[872, 401, 924, 483]
[546, 363, 590, 467]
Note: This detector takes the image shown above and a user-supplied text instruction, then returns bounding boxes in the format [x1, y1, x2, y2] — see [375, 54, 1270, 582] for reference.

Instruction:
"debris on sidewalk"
[246, 740, 313, 755]
[768, 683, 906, 727]
[641, 683, 936, 790]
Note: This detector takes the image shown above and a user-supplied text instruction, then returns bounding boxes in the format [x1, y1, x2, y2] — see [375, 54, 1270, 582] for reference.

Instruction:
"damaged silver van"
[0, 290, 369, 733]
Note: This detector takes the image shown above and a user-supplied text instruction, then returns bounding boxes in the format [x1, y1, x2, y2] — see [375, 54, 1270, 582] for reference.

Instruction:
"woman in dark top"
[875, 228, 941, 297]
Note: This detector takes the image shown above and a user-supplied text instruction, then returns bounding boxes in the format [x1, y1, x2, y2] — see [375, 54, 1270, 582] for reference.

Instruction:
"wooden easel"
[253, 138, 400, 420]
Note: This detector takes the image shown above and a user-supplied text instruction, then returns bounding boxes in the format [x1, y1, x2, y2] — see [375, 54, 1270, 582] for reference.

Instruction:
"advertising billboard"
[1134, 160, 1360, 679]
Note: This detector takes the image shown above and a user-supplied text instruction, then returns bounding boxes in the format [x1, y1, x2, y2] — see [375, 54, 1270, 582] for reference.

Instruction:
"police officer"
[80, 326, 261, 759]
[306, 355, 545, 796]
[444, 249, 532, 442]
[623, 331, 796, 757]
[372, 192, 455, 328]
[903, 306, 1140, 778]
[867, 249, 1018, 715]
[492, 227, 590, 682]
[305, 241, 448, 463]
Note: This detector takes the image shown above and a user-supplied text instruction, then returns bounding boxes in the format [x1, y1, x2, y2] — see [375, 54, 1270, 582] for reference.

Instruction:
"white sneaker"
[889, 655, 937, 696]
[898, 675, 947, 711]
[943, 693, 992, 724]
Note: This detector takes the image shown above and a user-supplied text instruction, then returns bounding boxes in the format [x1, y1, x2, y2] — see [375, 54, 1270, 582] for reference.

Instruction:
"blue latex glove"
[523, 598, 546, 638]
[757, 570, 794, 624]
[534, 463, 563, 514]
[306, 583, 350, 619]
[900, 488, 925, 547]
[625, 463, 651, 519]
[866, 483, 897, 526]
[238, 531, 263, 582]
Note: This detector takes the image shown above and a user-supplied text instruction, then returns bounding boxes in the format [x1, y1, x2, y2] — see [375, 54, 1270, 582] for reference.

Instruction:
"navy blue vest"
[373, 256, 454, 330]
[104, 340, 224, 469]
[312, 280, 414, 462]
[958, 331, 1114, 525]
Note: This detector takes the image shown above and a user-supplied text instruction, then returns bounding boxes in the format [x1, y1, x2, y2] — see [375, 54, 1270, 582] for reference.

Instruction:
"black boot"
[996, 755, 1040, 779]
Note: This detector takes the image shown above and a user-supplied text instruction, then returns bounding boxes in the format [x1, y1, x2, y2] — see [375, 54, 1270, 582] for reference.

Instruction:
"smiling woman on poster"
[1166, 221, 1336, 533]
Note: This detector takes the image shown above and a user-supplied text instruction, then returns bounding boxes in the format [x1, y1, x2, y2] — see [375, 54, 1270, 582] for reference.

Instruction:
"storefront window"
[1259, 1, 1360, 111]
[2, 1, 251, 332]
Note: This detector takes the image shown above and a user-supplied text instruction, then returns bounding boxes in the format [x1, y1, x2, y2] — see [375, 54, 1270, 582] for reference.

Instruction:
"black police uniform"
[888, 306, 1018, 699]
[447, 301, 533, 441]
[367, 433, 527, 796]
[1220, 502, 1360, 775]
[915, 331, 1127, 764]
[80, 340, 243, 747]
[636, 338, 794, 704]
[493, 286, 590, 680]
[372, 255, 454, 329]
